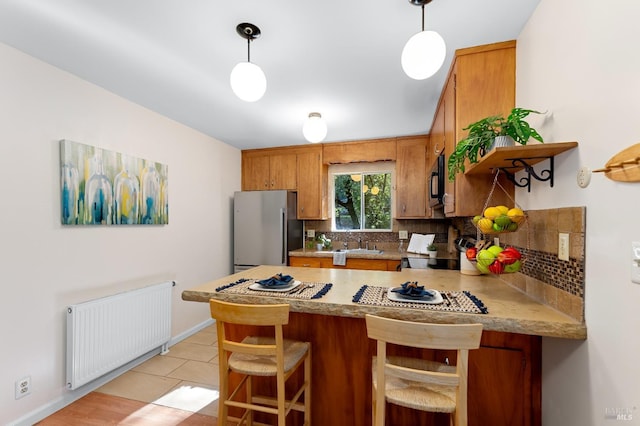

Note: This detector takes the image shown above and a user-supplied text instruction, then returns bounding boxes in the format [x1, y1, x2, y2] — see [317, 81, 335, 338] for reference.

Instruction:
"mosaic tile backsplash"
[498, 207, 586, 322]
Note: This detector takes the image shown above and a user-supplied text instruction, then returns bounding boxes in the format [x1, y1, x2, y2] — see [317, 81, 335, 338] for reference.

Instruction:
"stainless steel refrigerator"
[233, 190, 303, 273]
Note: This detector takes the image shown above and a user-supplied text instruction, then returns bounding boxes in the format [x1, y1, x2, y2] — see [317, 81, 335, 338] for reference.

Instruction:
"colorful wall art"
[60, 140, 168, 225]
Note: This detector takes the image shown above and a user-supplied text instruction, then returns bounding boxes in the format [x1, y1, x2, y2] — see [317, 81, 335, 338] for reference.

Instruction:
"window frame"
[329, 162, 395, 232]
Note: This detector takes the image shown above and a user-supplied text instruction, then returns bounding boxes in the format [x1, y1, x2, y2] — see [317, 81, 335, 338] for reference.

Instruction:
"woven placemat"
[216, 278, 332, 300]
[352, 285, 488, 314]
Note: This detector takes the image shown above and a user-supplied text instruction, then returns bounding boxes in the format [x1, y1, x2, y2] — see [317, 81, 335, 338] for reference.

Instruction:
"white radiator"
[66, 281, 174, 390]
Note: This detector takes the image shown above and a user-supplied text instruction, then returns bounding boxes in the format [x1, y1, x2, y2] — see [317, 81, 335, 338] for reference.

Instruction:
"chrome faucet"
[358, 237, 362, 249]
[365, 241, 369, 250]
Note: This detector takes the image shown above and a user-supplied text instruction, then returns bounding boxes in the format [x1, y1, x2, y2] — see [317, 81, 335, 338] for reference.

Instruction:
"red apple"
[497, 248, 520, 265]
[503, 247, 522, 260]
[465, 247, 478, 261]
[488, 260, 505, 274]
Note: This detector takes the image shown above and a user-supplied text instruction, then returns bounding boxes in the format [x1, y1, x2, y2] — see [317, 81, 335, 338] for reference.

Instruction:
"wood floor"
[37, 392, 216, 426]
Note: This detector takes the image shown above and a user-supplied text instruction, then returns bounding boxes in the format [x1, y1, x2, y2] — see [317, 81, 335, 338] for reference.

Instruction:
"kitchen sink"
[338, 248, 384, 255]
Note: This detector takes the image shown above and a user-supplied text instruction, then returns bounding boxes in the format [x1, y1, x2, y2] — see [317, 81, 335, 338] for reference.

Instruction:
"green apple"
[487, 245, 504, 256]
[476, 262, 490, 274]
[477, 249, 496, 267]
[494, 214, 511, 228]
[504, 259, 522, 273]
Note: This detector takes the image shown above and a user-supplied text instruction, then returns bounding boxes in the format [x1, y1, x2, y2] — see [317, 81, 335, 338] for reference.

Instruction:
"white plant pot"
[427, 250, 438, 258]
[491, 135, 516, 150]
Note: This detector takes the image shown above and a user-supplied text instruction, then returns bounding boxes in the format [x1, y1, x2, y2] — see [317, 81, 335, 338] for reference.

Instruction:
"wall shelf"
[464, 141, 578, 191]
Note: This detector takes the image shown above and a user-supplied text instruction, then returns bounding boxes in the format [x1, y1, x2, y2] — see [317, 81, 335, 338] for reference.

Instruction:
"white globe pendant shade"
[401, 30, 446, 80]
[303, 113, 327, 143]
[230, 61, 267, 102]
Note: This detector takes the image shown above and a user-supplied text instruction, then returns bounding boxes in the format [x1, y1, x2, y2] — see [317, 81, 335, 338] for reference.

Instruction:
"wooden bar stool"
[210, 299, 311, 426]
[365, 314, 482, 426]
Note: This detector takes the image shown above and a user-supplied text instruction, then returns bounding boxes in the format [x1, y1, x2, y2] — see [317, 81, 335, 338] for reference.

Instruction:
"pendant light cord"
[421, 4, 425, 31]
[247, 39, 251, 62]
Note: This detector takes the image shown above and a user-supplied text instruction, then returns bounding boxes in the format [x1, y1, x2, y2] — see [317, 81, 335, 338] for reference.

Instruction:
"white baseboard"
[9, 318, 215, 426]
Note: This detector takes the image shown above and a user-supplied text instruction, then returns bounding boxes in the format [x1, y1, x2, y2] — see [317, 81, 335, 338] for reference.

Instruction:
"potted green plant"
[426, 243, 438, 258]
[316, 234, 332, 251]
[447, 108, 545, 181]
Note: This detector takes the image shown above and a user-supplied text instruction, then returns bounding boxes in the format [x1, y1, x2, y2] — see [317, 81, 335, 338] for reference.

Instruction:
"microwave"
[429, 153, 445, 208]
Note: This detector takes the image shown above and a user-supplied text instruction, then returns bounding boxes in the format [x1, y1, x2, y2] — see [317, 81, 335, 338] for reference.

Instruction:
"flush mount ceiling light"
[401, 0, 446, 80]
[230, 23, 266, 102]
[302, 112, 327, 143]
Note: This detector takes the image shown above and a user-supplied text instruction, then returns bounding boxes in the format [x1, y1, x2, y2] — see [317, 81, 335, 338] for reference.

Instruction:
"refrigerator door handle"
[280, 208, 286, 264]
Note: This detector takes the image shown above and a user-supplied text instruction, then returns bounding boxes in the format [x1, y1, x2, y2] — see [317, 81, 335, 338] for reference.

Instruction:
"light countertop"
[182, 265, 587, 340]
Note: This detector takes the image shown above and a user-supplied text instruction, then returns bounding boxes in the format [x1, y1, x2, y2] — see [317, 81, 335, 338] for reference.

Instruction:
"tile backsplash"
[499, 207, 586, 322]
[303, 218, 453, 249]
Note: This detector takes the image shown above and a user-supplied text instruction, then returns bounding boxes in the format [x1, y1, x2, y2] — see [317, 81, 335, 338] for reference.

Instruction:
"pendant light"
[302, 112, 327, 143]
[230, 23, 266, 102]
[401, 0, 446, 80]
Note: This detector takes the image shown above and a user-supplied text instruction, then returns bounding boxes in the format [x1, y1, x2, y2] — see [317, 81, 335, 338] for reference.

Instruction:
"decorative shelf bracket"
[500, 156, 554, 192]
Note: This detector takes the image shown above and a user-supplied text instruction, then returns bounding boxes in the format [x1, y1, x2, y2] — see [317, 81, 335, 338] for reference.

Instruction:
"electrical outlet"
[577, 166, 591, 188]
[493, 237, 500, 247]
[307, 229, 315, 238]
[558, 233, 570, 261]
[399, 230, 408, 240]
[15, 376, 30, 399]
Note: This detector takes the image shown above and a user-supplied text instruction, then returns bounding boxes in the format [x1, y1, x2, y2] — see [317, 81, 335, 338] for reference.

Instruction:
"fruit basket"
[464, 242, 524, 275]
[474, 169, 526, 235]
[473, 205, 526, 234]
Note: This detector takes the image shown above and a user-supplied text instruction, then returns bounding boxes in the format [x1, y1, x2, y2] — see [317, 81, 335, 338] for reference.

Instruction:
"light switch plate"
[307, 229, 315, 238]
[558, 233, 569, 261]
[399, 230, 408, 240]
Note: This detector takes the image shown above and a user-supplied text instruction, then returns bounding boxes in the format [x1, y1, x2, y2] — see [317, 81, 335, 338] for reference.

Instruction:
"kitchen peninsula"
[182, 265, 586, 425]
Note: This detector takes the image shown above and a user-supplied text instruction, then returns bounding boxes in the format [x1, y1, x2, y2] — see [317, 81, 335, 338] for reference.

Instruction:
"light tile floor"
[96, 324, 220, 417]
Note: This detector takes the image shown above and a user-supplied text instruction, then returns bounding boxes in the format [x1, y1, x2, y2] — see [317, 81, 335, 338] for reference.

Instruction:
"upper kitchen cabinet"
[396, 135, 431, 218]
[296, 145, 328, 220]
[322, 137, 397, 164]
[241, 149, 297, 191]
[438, 41, 516, 217]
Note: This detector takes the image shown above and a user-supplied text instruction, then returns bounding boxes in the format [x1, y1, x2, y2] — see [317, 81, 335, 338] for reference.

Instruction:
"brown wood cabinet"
[322, 137, 397, 164]
[296, 146, 328, 220]
[437, 41, 517, 217]
[469, 331, 541, 426]
[225, 315, 540, 426]
[396, 135, 430, 219]
[242, 150, 297, 190]
[289, 256, 400, 271]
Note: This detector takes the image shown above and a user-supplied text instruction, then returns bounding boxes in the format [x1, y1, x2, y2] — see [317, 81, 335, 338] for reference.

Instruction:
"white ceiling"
[0, 0, 540, 150]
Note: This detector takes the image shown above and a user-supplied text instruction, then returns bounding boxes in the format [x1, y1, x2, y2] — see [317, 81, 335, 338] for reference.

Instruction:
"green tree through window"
[334, 172, 391, 230]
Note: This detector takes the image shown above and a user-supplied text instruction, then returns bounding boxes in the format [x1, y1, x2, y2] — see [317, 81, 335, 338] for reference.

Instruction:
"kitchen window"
[330, 163, 393, 231]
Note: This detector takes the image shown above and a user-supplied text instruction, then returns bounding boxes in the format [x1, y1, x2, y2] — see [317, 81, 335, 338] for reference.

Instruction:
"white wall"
[516, 0, 640, 424]
[0, 42, 240, 424]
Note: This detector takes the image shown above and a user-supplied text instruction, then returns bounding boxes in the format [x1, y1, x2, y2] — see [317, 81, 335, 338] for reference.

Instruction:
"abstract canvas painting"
[60, 140, 168, 225]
